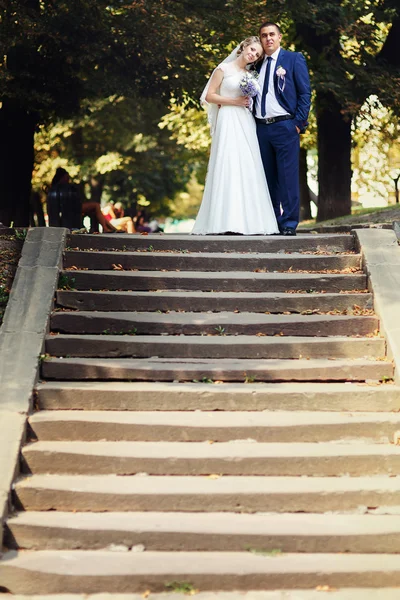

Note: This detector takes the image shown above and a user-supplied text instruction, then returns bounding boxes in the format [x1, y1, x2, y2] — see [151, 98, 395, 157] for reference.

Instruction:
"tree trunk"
[316, 91, 352, 222]
[316, 92, 352, 221]
[299, 147, 312, 221]
[394, 174, 400, 204]
[29, 191, 46, 227]
[0, 102, 36, 227]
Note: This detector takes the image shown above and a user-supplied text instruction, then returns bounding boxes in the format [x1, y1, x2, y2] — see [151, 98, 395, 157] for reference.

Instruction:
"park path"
[2, 232, 400, 595]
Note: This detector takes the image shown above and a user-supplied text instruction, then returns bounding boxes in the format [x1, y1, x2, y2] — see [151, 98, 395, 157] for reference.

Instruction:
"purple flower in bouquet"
[239, 71, 261, 97]
[239, 71, 261, 111]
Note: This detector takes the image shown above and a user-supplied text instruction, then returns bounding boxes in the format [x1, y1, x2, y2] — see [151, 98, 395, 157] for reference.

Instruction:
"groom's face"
[260, 26, 282, 56]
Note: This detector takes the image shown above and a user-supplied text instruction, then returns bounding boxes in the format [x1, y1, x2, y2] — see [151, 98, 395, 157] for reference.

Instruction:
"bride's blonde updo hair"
[237, 36, 264, 63]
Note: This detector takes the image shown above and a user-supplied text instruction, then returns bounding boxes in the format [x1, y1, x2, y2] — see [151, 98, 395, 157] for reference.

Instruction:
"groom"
[254, 22, 311, 236]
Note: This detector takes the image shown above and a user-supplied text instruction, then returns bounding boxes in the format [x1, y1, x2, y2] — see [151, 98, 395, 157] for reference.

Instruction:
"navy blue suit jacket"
[256, 48, 311, 133]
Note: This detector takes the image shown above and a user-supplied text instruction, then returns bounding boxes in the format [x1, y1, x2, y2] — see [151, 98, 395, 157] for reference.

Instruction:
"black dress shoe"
[282, 227, 297, 236]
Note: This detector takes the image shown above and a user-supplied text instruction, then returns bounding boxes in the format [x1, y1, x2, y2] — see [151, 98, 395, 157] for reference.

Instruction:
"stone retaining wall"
[0, 228, 66, 547]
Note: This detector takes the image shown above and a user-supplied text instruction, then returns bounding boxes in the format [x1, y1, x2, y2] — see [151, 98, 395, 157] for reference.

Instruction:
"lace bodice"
[218, 63, 246, 99]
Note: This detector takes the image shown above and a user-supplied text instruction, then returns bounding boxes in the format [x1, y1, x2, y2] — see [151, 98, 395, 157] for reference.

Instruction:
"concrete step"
[36, 381, 400, 412]
[45, 334, 385, 360]
[21, 440, 400, 476]
[56, 289, 374, 313]
[66, 232, 356, 253]
[14, 473, 400, 513]
[28, 410, 400, 443]
[50, 311, 379, 337]
[63, 250, 361, 273]
[4, 550, 400, 594]
[41, 357, 394, 383]
[60, 270, 367, 293]
[8, 511, 400, 553]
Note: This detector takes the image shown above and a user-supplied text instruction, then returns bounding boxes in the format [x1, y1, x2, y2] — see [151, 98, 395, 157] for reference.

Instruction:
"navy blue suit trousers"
[257, 119, 300, 231]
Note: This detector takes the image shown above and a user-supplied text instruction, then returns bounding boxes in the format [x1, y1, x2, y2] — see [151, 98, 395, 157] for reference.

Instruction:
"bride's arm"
[206, 68, 249, 107]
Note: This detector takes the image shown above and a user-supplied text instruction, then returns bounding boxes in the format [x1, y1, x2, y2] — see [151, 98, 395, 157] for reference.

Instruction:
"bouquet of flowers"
[239, 71, 260, 111]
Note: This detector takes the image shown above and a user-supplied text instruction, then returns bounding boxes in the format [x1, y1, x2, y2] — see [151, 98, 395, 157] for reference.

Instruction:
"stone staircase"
[3, 232, 400, 595]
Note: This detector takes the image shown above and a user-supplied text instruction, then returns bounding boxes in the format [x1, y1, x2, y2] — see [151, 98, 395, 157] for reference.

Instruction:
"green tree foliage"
[34, 96, 196, 215]
[0, 0, 249, 225]
[168, 173, 205, 220]
[0, 0, 233, 117]
[353, 98, 400, 203]
[1, 0, 399, 225]
[0, 0, 119, 225]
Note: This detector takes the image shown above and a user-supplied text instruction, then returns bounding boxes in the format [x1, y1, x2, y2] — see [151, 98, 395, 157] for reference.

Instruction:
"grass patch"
[165, 581, 198, 594]
[58, 274, 76, 290]
[192, 377, 214, 384]
[38, 353, 50, 364]
[300, 204, 400, 229]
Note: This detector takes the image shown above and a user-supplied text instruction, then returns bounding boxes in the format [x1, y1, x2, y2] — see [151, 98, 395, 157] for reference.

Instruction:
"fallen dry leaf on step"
[142, 590, 151, 598]
[393, 431, 400, 445]
[112, 264, 124, 271]
[315, 585, 338, 592]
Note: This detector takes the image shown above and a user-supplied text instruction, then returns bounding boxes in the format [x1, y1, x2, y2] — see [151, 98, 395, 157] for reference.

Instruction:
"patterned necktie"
[261, 56, 272, 118]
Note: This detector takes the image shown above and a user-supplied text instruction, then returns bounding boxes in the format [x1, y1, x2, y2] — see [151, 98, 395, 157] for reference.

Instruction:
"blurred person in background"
[134, 209, 152, 233]
[47, 168, 118, 232]
[102, 201, 134, 233]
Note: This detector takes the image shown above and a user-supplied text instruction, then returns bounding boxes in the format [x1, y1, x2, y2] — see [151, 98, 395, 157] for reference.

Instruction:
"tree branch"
[158, 0, 233, 13]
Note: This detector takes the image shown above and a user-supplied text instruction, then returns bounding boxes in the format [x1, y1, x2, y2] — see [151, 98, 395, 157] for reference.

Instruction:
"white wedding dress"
[191, 62, 279, 235]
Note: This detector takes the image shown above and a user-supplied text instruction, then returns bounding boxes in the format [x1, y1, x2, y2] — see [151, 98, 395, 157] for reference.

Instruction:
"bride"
[191, 37, 279, 236]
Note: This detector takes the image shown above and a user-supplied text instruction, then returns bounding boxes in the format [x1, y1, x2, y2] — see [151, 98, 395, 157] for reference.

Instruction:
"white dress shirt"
[255, 48, 290, 119]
